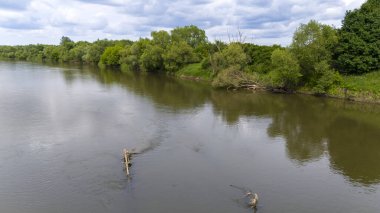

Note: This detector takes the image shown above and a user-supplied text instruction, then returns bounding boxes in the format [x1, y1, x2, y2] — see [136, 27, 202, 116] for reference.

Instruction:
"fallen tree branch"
[123, 149, 131, 176]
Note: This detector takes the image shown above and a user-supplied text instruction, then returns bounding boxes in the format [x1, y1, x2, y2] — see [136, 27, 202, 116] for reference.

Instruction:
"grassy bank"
[175, 63, 212, 81]
[327, 71, 380, 103]
[275, 71, 380, 104]
[176, 63, 380, 104]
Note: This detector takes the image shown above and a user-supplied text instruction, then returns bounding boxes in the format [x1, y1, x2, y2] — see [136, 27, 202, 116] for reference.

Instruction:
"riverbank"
[298, 71, 380, 104]
[176, 63, 380, 104]
[1, 16, 378, 105]
[1, 58, 378, 104]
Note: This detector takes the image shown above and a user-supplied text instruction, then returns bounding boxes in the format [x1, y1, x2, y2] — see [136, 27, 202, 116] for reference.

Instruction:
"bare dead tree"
[226, 26, 247, 43]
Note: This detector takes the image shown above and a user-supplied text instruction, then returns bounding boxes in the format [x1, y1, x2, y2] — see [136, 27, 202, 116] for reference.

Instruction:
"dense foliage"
[0, 0, 378, 96]
[334, 0, 380, 74]
[269, 49, 301, 90]
[290, 20, 338, 81]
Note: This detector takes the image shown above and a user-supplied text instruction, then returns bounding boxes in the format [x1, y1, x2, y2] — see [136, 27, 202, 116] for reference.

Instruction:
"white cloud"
[0, 0, 367, 46]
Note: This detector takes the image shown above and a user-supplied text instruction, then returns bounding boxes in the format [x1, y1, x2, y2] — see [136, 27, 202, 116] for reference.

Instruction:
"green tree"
[207, 43, 248, 74]
[171, 25, 208, 59]
[60, 36, 75, 50]
[140, 45, 164, 72]
[243, 43, 283, 73]
[151, 30, 171, 49]
[163, 41, 198, 72]
[312, 60, 342, 94]
[119, 46, 138, 71]
[119, 38, 150, 71]
[290, 20, 338, 81]
[82, 44, 102, 63]
[269, 49, 302, 89]
[69, 41, 89, 62]
[100, 45, 123, 66]
[221, 43, 248, 69]
[83, 39, 115, 64]
[334, 0, 380, 74]
[171, 25, 207, 49]
[43, 45, 60, 62]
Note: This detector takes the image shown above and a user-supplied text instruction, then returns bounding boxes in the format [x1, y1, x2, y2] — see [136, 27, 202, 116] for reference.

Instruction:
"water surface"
[0, 61, 380, 213]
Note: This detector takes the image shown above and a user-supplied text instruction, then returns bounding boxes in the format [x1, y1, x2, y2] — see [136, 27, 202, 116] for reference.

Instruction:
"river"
[0, 61, 380, 213]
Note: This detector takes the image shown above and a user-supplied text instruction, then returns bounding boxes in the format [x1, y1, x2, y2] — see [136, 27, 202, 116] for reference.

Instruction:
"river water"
[0, 61, 380, 213]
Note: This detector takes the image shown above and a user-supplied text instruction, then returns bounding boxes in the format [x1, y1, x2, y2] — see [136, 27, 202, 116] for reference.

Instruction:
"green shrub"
[311, 61, 342, 94]
[177, 63, 211, 80]
[269, 49, 302, 90]
[140, 45, 164, 72]
[99, 46, 123, 66]
[163, 41, 198, 72]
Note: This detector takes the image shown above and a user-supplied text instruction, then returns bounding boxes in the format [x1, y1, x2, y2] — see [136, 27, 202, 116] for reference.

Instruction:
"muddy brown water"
[0, 61, 380, 213]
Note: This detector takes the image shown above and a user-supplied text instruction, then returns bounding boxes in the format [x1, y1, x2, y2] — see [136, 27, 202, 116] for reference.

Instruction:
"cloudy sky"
[0, 0, 365, 46]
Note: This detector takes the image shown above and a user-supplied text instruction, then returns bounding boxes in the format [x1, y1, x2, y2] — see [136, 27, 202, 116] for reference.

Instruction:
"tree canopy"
[290, 20, 338, 81]
[334, 0, 380, 74]
[269, 49, 301, 90]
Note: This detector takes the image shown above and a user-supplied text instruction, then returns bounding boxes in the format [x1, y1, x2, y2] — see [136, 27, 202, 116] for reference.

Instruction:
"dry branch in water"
[123, 149, 131, 176]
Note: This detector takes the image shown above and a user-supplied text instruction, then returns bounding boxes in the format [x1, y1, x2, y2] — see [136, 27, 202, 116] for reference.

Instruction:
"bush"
[99, 46, 123, 66]
[243, 43, 283, 74]
[177, 63, 211, 80]
[269, 49, 302, 90]
[201, 57, 211, 70]
[212, 66, 256, 88]
[140, 45, 164, 72]
[207, 43, 248, 75]
[163, 41, 198, 72]
[222, 43, 248, 69]
[312, 61, 342, 94]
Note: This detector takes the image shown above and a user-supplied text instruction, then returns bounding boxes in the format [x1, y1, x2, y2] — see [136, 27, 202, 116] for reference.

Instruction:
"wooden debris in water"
[123, 149, 131, 176]
[229, 185, 259, 209]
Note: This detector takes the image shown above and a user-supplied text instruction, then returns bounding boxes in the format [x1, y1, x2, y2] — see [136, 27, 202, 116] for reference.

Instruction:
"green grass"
[176, 63, 212, 80]
[343, 71, 380, 93]
[324, 71, 380, 103]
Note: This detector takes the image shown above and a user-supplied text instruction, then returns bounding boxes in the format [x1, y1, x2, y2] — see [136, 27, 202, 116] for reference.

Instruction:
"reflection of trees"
[210, 92, 330, 163]
[266, 99, 380, 184]
[210, 91, 284, 124]
[59, 65, 380, 185]
[99, 70, 211, 111]
[267, 97, 335, 164]
[63, 67, 211, 111]
[210, 88, 380, 185]
[263, 96, 380, 185]
[327, 116, 380, 185]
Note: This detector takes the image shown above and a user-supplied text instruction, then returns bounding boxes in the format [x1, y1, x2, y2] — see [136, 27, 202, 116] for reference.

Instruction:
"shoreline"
[2, 59, 379, 105]
[176, 71, 380, 105]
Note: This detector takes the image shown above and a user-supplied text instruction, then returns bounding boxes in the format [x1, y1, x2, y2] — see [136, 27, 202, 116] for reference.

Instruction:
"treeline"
[0, 26, 279, 74]
[0, 25, 280, 84]
[0, 38, 133, 64]
[0, 0, 378, 95]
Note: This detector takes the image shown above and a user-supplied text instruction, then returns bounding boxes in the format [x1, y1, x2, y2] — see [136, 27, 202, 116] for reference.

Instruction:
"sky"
[0, 0, 366, 46]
